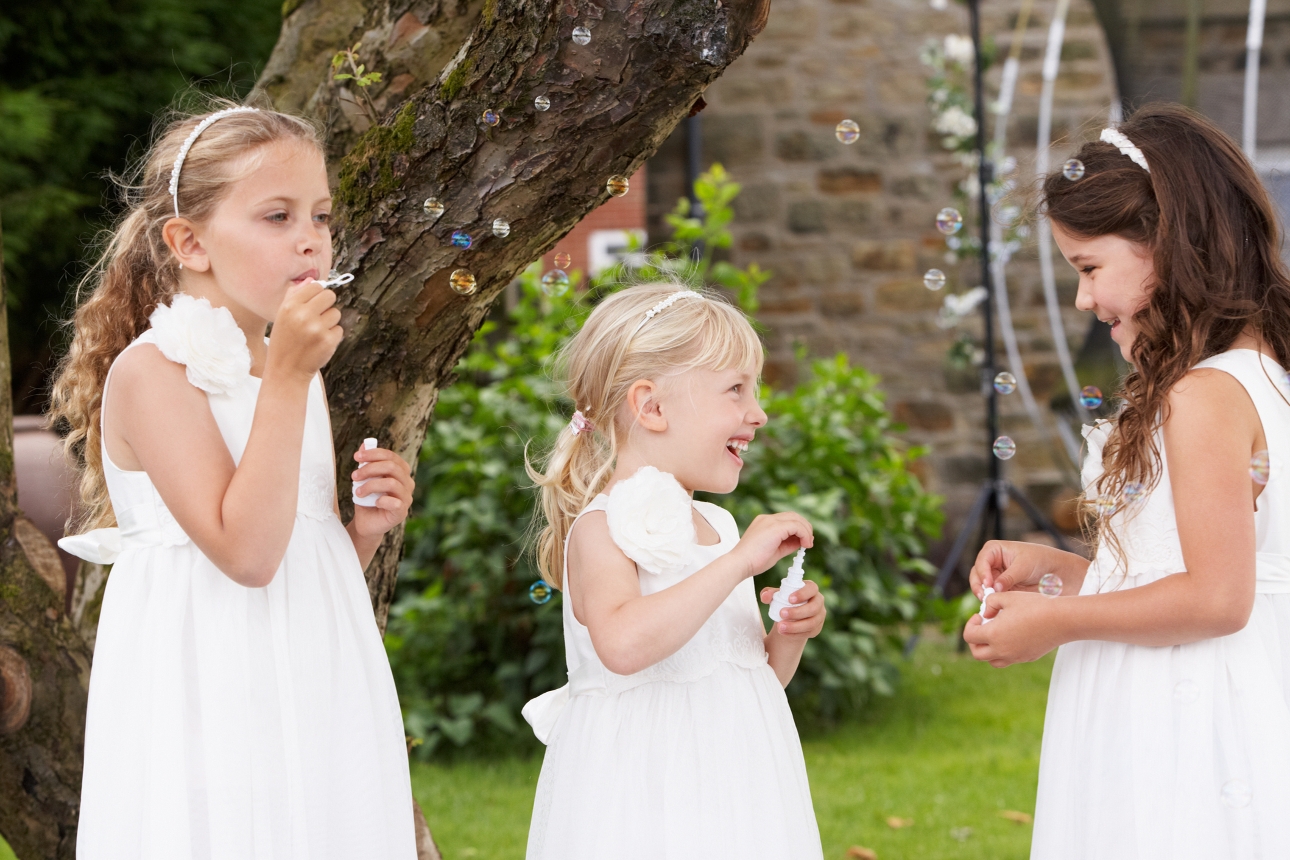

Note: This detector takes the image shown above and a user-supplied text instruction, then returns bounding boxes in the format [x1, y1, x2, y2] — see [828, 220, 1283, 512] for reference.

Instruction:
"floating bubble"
[992, 436, 1016, 460]
[1094, 496, 1117, 517]
[993, 371, 1017, 395]
[554, 251, 572, 270]
[936, 207, 964, 235]
[1038, 573, 1062, 597]
[572, 25, 591, 45]
[1062, 158, 1085, 181]
[423, 198, 445, 219]
[1221, 780, 1252, 808]
[481, 108, 500, 126]
[541, 269, 571, 297]
[492, 218, 511, 238]
[994, 203, 1020, 226]
[449, 269, 477, 296]
[534, 95, 551, 111]
[606, 175, 630, 197]
[923, 268, 947, 291]
[1251, 450, 1270, 485]
[1080, 385, 1103, 409]
[1173, 679, 1200, 703]
[529, 580, 553, 605]
[450, 230, 472, 249]
[1124, 482, 1145, 504]
[835, 119, 860, 144]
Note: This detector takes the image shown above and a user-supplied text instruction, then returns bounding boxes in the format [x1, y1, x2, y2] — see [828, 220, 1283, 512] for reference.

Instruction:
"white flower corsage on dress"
[149, 293, 251, 395]
[605, 466, 695, 575]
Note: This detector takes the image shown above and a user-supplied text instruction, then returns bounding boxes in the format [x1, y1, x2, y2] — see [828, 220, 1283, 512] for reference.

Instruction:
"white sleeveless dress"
[1032, 349, 1290, 859]
[523, 467, 823, 860]
[68, 295, 416, 860]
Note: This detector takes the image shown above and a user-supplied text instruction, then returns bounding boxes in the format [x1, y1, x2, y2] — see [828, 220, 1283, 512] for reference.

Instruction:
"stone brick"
[733, 183, 781, 222]
[760, 296, 815, 313]
[704, 114, 765, 165]
[942, 454, 989, 485]
[818, 168, 883, 195]
[874, 276, 942, 311]
[775, 130, 832, 162]
[739, 232, 772, 251]
[894, 400, 955, 431]
[852, 238, 916, 271]
[819, 289, 865, 316]
[787, 200, 826, 233]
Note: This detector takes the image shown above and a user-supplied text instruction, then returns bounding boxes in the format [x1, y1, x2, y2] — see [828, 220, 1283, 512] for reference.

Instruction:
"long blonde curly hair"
[49, 98, 321, 532]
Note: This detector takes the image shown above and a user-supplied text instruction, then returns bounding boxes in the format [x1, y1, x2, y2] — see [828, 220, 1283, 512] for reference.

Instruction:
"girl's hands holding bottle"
[760, 581, 826, 638]
[731, 512, 814, 580]
[266, 281, 344, 380]
[349, 442, 415, 538]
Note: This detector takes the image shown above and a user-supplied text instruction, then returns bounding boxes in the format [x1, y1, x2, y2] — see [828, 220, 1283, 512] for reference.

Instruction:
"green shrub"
[385, 168, 943, 757]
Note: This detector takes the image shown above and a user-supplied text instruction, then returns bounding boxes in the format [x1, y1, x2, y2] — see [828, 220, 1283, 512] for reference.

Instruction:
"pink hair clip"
[570, 410, 594, 436]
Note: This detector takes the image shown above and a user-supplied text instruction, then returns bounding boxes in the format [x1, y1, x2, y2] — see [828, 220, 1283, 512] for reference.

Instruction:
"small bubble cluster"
[534, 95, 551, 111]
[835, 119, 860, 144]
[1038, 573, 1062, 597]
[606, 175, 630, 197]
[449, 269, 477, 296]
[1123, 482, 1145, 504]
[451, 230, 472, 249]
[1080, 385, 1103, 409]
[423, 198, 445, 219]
[541, 269, 571, 296]
[1062, 158, 1085, 181]
[554, 251, 572, 270]
[936, 207, 963, 235]
[1251, 450, 1270, 485]
[993, 371, 1017, 395]
[923, 268, 946, 291]
[492, 218, 511, 238]
[1094, 496, 1116, 517]
[992, 436, 1016, 460]
[529, 580, 553, 605]
[481, 109, 500, 126]
[572, 25, 591, 45]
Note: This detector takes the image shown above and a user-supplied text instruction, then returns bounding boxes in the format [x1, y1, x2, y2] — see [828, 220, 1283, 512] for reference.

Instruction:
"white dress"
[68, 295, 416, 860]
[522, 467, 823, 860]
[1033, 349, 1290, 859]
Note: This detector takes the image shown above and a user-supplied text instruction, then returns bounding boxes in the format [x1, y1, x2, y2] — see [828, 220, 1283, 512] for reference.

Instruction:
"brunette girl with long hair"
[965, 104, 1290, 857]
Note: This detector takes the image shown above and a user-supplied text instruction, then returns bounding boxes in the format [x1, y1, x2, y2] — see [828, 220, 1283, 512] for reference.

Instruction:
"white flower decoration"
[149, 294, 251, 395]
[606, 466, 696, 575]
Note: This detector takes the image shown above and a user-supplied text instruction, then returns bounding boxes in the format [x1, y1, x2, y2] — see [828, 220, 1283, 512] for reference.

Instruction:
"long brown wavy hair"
[49, 98, 321, 532]
[1042, 104, 1290, 563]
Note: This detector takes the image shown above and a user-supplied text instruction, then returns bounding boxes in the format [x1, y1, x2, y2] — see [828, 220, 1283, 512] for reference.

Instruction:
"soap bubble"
[423, 198, 445, 219]
[449, 269, 477, 296]
[1038, 573, 1062, 597]
[936, 207, 964, 235]
[1123, 482, 1145, 503]
[1062, 158, 1085, 181]
[529, 580, 553, 605]
[994, 203, 1020, 226]
[1094, 496, 1116, 517]
[572, 25, 591, 45]
[1080, 385, 1103, 409]
[993, 371, 1017, 395]
[992, 436, 1016, 460]
[554, 251, 572, 270]
[450, 230, 472, 249]
[541, 269, 570, 297]
[534, 95, 551, 111]
[481, 108, 500, 126]
[606, 175, 630, 197]
[1251, 450, 1270, 485]
[835, 119, 860, 144]
[492, 218, 511, 238]
[1221, 780, 1252, 808]
[1173, 679, 1199, 703]
[923, 268, 947, 291]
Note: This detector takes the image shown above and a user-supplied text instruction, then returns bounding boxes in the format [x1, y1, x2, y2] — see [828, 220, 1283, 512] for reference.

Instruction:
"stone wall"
[646, 0, 1120, 560]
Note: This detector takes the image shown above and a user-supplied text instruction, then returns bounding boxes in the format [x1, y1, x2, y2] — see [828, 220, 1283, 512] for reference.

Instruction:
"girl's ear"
[626, 379, 667, 432]
[162, 217, 211, 273]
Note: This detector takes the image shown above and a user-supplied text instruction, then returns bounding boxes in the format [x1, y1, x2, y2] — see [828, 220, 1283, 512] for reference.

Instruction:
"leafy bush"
[384, 168, 942, 757]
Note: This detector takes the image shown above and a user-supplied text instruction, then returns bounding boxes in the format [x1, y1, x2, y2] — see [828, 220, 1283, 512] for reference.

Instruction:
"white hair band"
[169, 107, 260, 218]
[1100, 127, 1150, 173]
[631, 290, 704, 336]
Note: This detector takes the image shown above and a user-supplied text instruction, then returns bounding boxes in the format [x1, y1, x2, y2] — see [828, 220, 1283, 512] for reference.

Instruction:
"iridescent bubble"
[923, 268, 947, 291]
[992, 436, 1016, 460]
[936, 207, 964, 235]
[1080, 385, 1103, 409]
[450, 230, 472, 249]
[481, 108, 500, 126]
[529, 580, 553, 605]
[492, 218, 511, 238]
[1221, 780, 1252, 808]
[606, 175, 629, 197]
[572, 25, 591, 45]
[449, 269, 477, 296]
[423, 198, 445, 219]
[1173, 679, 1200, 703]
[1124, 482, 1145, 504]
[1038, 573, 1062, 597]
[1094, 496, 1117, 517]
[835, 119, 860, 144]
[1062, 158, 1085, 181]
[993, 371, 1017, 395]
[554, 251, 572, 270]
[534, 95, 551, 111]
[1251, 450, 1270, 485]
[541, 269, 571, 297]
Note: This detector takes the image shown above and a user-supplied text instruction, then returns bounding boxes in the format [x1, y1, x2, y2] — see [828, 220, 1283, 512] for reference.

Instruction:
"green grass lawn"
[0, 632, 1052, 860]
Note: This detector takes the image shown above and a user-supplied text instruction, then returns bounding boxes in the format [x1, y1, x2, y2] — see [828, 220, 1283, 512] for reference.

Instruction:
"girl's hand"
[969, 540, 1061, 598]
[963, 589, 1064, 667]
[731, 512, 814, 580]
[267, 281, 343, 380]
[349, 443, 415, 537]
[761, 580, 827, 638]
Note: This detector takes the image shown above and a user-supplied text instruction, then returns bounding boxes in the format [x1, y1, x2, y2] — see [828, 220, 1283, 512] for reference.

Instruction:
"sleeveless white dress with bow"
[67, 295, 416, 859]
[522, 466, 823, 860]
[1032, 349, 1290, 859]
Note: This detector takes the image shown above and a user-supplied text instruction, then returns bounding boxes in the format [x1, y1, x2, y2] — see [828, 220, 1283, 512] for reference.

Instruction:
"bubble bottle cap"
[353, 438, 382, 507]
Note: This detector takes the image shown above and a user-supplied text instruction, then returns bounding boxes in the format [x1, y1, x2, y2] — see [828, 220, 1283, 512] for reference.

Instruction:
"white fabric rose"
[1081, 420, 1113, 495]
[149, 294, 251, 395]
[606, 466, 696, 575]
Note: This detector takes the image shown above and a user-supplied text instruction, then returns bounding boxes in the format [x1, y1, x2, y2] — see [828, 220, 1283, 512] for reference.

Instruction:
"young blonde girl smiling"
[524, 284, 826, 859]
[52, 104, 417, 857]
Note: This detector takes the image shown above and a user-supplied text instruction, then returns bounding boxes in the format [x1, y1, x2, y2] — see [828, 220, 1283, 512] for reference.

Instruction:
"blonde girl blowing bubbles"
[51, 104, 417, 858]
[966, 105, 1290, 858]
[522, 284, 826, 859]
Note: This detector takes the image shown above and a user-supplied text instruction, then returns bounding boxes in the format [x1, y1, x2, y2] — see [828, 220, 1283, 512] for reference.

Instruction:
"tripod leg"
[1006, 482, 1071, 552]
[933, 483, 993, 597]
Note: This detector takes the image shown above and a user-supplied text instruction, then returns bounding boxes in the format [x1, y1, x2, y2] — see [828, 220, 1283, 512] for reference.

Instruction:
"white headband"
[1099, 127, 1150, 173]
[631, 290, 704, 336]
[169, 107, 260, 218]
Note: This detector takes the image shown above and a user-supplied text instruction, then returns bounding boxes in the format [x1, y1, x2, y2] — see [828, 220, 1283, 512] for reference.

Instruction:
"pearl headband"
[169, 107, 260, 218]
[631, 290, 704, 337]
[1100, 127, 1150, 173]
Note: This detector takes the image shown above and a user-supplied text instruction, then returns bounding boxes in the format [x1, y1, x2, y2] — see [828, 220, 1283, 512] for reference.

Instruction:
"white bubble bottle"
[352, 438, 382, 507]
[769, 549, 808, 622]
